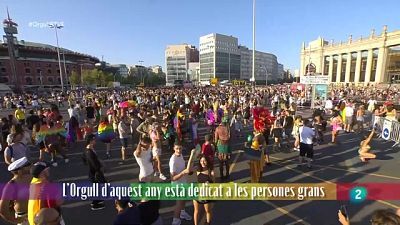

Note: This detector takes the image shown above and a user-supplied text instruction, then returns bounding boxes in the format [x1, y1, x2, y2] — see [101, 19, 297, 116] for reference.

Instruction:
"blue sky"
[1, 0, 400, 71]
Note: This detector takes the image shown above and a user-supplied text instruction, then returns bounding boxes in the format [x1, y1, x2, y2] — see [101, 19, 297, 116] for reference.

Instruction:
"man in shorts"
[298, 120, 315, 169]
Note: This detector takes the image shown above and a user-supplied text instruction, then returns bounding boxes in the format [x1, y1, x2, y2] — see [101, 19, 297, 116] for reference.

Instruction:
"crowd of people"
[0, 84, 399, 225]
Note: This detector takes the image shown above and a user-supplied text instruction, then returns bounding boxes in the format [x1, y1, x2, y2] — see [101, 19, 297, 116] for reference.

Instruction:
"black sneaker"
[91, 203, 105, 211]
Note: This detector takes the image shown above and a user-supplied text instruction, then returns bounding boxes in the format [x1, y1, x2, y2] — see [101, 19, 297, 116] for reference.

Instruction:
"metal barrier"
[373, 116, 400, 148]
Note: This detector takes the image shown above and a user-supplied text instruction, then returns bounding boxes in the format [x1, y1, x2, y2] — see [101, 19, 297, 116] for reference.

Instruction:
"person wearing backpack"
[3, 132, 29, 165]
[214, 118, 231, 180]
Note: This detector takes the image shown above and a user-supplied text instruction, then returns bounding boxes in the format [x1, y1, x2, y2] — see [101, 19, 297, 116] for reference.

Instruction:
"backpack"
[7, 142, 27, 160]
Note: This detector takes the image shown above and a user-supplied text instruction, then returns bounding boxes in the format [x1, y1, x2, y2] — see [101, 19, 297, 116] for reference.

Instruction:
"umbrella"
[119, 101, 129, 108]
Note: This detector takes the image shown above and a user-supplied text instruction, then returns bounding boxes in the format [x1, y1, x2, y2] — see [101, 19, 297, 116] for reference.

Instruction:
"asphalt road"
[0, 107, 399, 225]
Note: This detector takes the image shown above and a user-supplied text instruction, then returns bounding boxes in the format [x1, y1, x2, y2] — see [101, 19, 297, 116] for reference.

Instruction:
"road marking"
[270, 156, 400, 180]
[229, 150, 242, 174]
[264, 201, 311, 225]
[377, 200, 400, 209]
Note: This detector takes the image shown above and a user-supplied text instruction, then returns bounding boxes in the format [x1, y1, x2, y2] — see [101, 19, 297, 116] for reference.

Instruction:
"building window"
[360, 51, 368, 82]
[57, 69, 60, 74]
[25, 68, 31, 74]
[36, 68, 41, 74]
[48, 69, 52, 74]
[323, 56, 330, 75]
[48, 77, 53, 83]
[0, 68, 6, 73]
[48, 64, 52, 68]
[341, 54, 347, 82]
[386, 45, 400, 83]
[332, 55, 338, 82]
[371, 49, 379, 82]
[350, 52, 357, 82]
[25, 77, 33, 85]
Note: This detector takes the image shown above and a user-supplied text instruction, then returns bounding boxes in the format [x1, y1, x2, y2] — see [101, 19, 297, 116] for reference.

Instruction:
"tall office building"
[165, 44, 199, 84]
[239, 45, 278, 82]
[199, 33, 241, 82]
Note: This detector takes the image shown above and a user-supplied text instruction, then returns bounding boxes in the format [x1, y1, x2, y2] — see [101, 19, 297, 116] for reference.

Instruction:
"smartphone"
[340, 205, 349, 219]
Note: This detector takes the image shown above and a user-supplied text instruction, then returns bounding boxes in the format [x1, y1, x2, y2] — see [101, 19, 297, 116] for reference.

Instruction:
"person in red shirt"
[201, 135, 215, 168]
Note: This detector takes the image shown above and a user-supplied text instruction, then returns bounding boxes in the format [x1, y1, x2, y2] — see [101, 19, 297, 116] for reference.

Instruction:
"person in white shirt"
[344, 102, 355, 133]
[367, 98, 377, 112]
[324, 98, 333, 115]
[67, 104, 79, 119]
[133, 137, 155, 182]
[169, 143, 192, 225]
[118, 116, 131, 162]
[298, 120, 315, 169]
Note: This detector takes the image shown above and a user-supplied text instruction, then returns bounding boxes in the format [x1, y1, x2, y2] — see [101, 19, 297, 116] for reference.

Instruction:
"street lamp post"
[61, 52, 68, 89]
[252, 0, 256, 91]
[259, 65, 268, 86]
[138, 60, 144, 85]
[48, 23, 64, 92]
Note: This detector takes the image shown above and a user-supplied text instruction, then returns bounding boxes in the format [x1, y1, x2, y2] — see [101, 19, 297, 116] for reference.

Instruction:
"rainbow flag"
[97, 122, 115, 142]
[35, 125, 67, 144]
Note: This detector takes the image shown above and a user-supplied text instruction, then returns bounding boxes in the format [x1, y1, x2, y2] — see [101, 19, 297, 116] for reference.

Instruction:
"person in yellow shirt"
[15, 106, 26, 125]
[28, 162, 63, 225]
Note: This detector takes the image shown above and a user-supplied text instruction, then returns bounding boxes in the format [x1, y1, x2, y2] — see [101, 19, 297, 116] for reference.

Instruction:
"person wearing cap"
[15, 106, 26, 126]
[0, 157, 32, 225]
[28, 161, 63, 225]
[84, 133, 106, 210]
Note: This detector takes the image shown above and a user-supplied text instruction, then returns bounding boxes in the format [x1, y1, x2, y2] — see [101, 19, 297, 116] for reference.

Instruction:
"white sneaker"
[52, 162, 58, 167]
[154, 172, 159, 177]
[159, 173, 167, 181]
[172, 218, 181, 225]
[180, 210, 192, 221]
[65, 159, 70, 163]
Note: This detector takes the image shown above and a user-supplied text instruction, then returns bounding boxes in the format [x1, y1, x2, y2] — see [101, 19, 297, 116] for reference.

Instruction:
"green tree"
[82, 69, 96, 86]
[69, 71, 81, 87]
